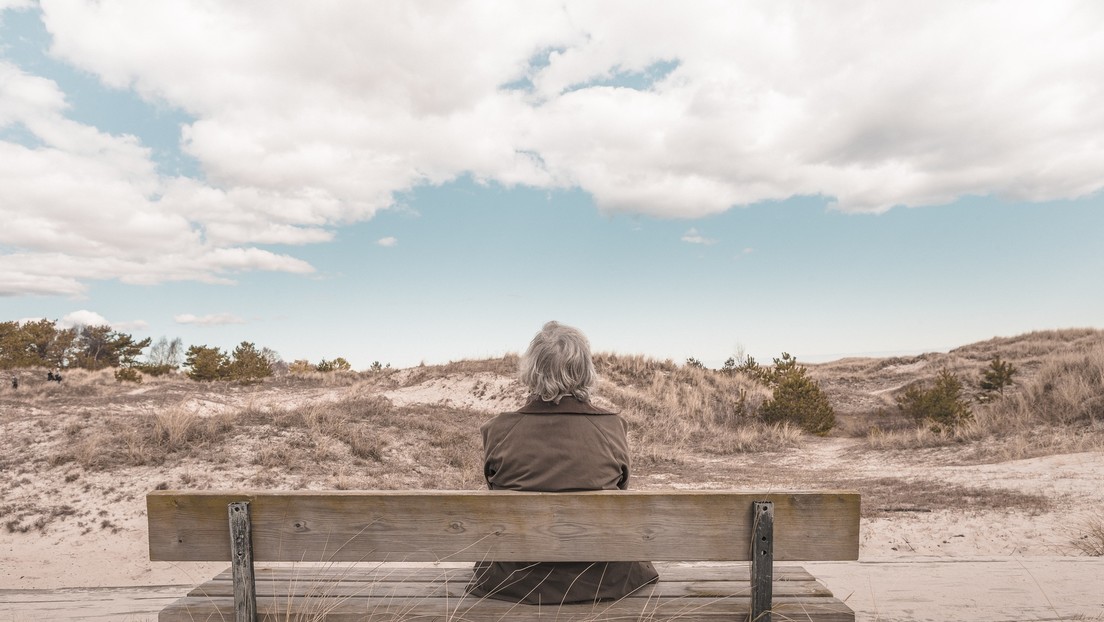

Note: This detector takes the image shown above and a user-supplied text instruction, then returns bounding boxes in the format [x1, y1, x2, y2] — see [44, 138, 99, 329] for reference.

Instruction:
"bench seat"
[160, 563, 854, 621]
[148, 490, 859, 622]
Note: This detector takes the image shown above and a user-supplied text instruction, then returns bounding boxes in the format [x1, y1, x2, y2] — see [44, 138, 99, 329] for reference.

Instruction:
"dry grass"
[1071, 512, 1104, 556]
[2, 328, 1100, 533]
[40, 393, 490, 489]
[824, 476, 1051, 518]
[593, 354, 797, 454]
[396, 354, 521, 388]
[857, 333, 1104, 458]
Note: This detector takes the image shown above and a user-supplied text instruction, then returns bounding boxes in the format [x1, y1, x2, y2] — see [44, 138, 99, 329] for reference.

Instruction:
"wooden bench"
[148, 490, 859, 621]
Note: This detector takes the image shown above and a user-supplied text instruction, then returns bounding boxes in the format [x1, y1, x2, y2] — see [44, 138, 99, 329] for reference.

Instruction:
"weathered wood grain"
[752, 501, 775, 621]
[207, 563, 821, 584]
[148, 490, 860, 563]
[159, 593, 856, 622]
[228, 501, 257, 622]
[189, 577, 832, 599]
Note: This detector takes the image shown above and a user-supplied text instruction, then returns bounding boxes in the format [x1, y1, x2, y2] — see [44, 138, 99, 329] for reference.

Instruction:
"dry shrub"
[594, 354, 783, 454]
[864, 340, 1104, 454]
[706, 422, 804, 454]
[984, 342, 1104, 427]
[825, 476, 1050, 517]
[50, 405, 237, 469]
[865, 425, 978, 450]
[951, 328, 1104, 362]
[1072, 512, 1104, 556]
[397, 355, 519, 389]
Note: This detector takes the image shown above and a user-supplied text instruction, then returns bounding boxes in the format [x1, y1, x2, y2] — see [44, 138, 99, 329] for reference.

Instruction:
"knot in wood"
[447, 521, 465, 533]
[293, 521, 309, 532]
[547, 522, 586, 537]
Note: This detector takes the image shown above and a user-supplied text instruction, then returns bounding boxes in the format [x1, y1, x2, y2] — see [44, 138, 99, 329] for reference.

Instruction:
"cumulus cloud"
[0, 60, 318, 295]
[377, 237, 398, 247]
[57, 309, 108, 328]
[681, 228, 716, 245]
[4, 1, 1104, 295]
[174, 313, 246, 325]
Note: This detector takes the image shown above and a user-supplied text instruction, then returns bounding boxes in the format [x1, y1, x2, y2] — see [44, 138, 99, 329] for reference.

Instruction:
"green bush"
[114, 367, 142, 383]
[227, 342, 273, 382]
[758, 355, 836, 435]
[185, 345, 229, 381]
[979, 355, 1016, 401]
[897, 368, 973, 429]
[316, 357, 352, 372]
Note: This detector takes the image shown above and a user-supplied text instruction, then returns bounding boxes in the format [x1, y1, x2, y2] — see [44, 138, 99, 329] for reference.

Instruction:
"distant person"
[47, 372, 54, 382]
[467, 321, 659, 605]
[10, 375, 17, 389]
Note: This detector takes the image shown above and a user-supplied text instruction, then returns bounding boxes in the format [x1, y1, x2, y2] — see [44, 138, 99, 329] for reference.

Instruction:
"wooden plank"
[189, 577, 832, 599]
[148, 490, 859, 563]
[208, 563, 820, 583]
[159, 594, 855, 622]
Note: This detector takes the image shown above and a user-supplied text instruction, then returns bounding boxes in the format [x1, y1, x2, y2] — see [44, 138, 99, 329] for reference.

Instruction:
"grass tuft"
[1072, 512, 1104, 556]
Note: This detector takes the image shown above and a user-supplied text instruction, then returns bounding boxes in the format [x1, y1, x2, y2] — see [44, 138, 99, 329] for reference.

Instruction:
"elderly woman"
[467, 321, 659, 605]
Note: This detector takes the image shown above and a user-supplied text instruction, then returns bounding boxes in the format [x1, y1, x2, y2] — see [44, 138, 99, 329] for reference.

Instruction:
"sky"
[1, 1, 1102, 370]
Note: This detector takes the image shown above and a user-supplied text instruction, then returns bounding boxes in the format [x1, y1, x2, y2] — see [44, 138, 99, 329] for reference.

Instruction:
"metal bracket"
[750, 501, 774, 622]
[228, 501, 257, 622]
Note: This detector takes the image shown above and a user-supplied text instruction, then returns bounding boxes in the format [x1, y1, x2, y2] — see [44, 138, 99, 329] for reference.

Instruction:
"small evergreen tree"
[897, 368, 973, 429]
[735, 355, 772, 386]
[757, 353, 837, 434]
[228, 342, 272, 382]
[979, 356, 1016, 399]
[317, 357, 352, 372]
[185, 345, 229, 381]
[685, 357, 705, 369]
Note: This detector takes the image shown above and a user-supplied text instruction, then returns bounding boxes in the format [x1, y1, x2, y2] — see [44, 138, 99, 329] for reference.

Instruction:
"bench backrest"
[148, 490, 859, 563]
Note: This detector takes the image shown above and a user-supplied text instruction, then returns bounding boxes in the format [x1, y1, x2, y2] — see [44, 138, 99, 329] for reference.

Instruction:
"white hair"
[519, 321, 596, 404]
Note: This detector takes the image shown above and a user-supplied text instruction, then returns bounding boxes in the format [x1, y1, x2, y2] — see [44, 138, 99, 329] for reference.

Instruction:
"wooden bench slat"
[208, 563, 820, 583]
[148, 490, 859, 563]
[189, 577, 832, 599]
[159, 593, 855, 622]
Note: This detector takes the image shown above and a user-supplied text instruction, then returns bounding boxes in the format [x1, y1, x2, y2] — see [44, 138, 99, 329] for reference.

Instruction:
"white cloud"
[377, 237, 398, 247]
[0, 59, 322, 296]
[681, 228, 716, 245]
[0, 0, 32, 11]
[58, 309, 108, 328]
[113, 319, 149, 332]
[174, 313, 246, 325]
[4, 1, 1103, 296]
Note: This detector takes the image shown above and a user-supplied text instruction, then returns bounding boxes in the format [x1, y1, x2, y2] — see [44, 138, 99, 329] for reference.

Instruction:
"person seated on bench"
[467, 321, 659, 605]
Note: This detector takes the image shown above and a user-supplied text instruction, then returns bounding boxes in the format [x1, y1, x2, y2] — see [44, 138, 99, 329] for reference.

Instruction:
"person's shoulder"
[480, 410, 525, 434]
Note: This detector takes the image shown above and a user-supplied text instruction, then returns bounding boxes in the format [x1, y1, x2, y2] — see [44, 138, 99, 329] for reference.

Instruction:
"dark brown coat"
[466, 396, 659, 605]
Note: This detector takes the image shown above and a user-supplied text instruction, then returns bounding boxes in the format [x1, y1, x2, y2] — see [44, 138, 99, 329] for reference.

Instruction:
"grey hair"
[519, 321, 597, 404]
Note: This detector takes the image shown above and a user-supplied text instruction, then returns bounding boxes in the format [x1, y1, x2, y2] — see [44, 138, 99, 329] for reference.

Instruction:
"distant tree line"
[2, 318, 380, 384]
[1, 319, 149, 371]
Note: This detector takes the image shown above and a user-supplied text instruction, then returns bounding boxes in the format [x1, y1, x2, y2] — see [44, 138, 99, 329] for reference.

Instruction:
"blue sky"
[1, 2, 1102, 369]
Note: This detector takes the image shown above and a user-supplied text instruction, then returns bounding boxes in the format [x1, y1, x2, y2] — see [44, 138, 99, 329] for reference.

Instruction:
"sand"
[2, 373, 1103, 620]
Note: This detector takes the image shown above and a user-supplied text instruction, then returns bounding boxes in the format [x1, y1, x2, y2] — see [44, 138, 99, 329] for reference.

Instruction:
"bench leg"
[751, 501, 774, 622]
[229, 501, 257, 622]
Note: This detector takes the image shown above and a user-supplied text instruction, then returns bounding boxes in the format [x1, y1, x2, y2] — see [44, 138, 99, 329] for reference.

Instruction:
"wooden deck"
[2, 559, 1102, 621]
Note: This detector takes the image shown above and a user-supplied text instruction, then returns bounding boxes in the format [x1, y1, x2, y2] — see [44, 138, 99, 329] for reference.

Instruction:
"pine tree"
[758, 354, 837, 434]
[979, 356, 1016, 398]
[185, 345, 229, 381]
[897, 368, 973, 429]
